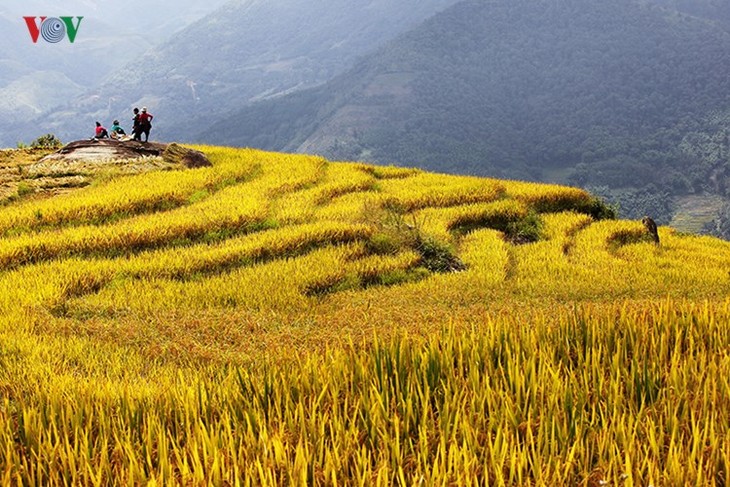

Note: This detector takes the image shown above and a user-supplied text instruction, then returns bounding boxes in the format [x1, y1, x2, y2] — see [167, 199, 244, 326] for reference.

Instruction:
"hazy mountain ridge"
[649, 0, 730, 30]
[0, 71, 83, 123]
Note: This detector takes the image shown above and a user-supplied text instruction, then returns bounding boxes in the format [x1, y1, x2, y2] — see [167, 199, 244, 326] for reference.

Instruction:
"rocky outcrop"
[33, 139, 211, 174]
[162, 143, 211, 168]
[40, 139, 170, 163]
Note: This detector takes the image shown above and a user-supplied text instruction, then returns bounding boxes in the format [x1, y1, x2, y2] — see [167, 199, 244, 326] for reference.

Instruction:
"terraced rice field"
[0, 145, 728, 485]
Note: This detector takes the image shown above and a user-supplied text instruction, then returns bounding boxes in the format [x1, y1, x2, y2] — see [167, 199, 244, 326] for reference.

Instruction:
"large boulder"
[32, 139, 211, 176]
[40, 139, 169, 163]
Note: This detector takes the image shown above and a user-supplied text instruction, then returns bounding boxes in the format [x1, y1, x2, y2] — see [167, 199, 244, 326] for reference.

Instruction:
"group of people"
[92, 107, 154, 142]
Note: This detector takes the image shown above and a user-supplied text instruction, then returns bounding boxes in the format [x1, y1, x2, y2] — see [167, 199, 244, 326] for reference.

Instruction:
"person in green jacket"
[110, 120, 126, 139]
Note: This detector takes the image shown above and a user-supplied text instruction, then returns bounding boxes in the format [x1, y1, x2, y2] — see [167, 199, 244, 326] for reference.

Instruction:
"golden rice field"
[0, 145, 729, 485]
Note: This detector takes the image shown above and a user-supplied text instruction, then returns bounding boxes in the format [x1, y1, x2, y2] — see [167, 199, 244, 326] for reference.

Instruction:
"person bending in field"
[93, 121, 109, 140]
[110, 120, 126, 140]
[138, 107, 154, 142]
[642, 216, 660, 245]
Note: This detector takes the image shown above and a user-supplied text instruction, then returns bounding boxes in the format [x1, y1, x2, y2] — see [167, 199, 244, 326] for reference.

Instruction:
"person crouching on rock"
[110, 120, 127, 140]
[93, 121, 109, 140]
[139, 107, 154, 142]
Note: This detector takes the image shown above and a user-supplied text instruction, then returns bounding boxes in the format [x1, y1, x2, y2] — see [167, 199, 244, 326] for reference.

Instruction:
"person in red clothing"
[93, 121, 109, 140]
[138, 107, 154, 142]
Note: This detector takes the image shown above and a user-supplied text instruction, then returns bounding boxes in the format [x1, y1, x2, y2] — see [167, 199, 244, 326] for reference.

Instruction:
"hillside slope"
[202, 0, 730, 227]
[650, 0, 730, 30]
[0, 145, 728, 483]
[2, 144, 725, 319]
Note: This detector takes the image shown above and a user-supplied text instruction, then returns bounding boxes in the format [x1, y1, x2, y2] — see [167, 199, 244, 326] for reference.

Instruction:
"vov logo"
[23, 17, 84, 44]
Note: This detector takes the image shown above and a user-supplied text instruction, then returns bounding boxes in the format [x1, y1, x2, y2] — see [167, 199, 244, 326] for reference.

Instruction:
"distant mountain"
[649, 0, 730, 30]
[0, 71, 83, 124]
[1, 0, 231, 44]
[202, 0, 730, 227]
[14, 0, 461, 145]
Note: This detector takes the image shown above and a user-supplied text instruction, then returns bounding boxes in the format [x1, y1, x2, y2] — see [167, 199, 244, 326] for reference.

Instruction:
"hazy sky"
[0, 0, 234, 85]
[1, 0, 231, 42]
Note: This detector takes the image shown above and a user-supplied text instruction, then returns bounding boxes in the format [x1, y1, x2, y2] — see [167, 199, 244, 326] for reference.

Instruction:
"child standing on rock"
[131, 108, 141, 141]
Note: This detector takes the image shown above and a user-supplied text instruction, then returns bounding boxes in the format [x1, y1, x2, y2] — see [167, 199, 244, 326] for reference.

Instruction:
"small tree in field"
[30, 134, 62, 149]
